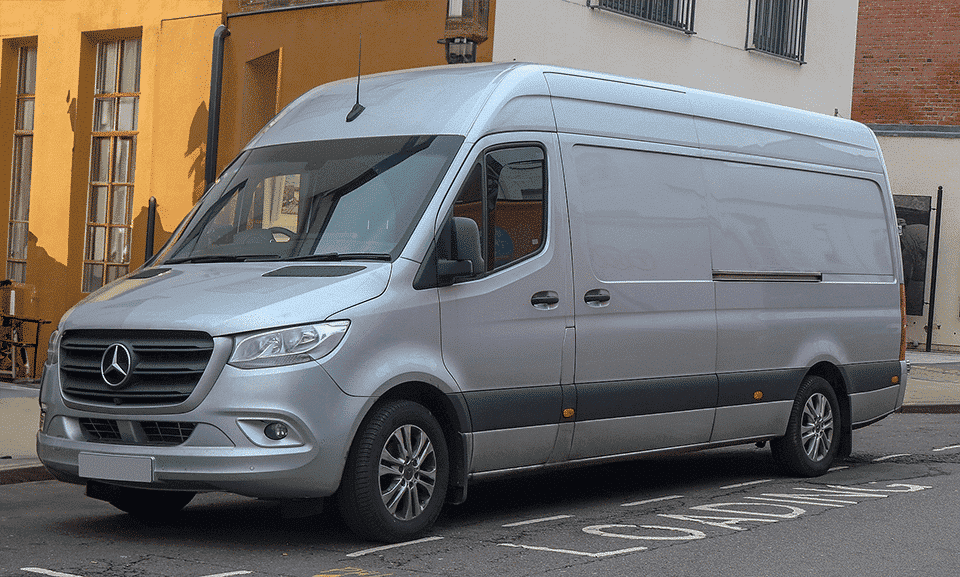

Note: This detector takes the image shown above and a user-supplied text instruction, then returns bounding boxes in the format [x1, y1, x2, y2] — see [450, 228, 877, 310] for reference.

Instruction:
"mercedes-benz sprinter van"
[37, 63, 908, 542]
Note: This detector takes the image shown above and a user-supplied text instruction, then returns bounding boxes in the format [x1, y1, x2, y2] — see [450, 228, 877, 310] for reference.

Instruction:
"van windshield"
[161, 135, 463, 264]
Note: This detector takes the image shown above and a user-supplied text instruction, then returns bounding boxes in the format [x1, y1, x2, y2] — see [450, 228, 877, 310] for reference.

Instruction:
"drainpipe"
[205, 24, 230, 190]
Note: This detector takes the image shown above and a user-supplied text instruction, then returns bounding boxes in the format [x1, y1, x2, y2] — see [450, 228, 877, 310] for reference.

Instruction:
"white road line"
[346, 535, 443, 558]
[499, 543, 649, 558]
[873, 453, 910, 462]
[502, 514, 573, 527]
[621, 494, 683, 507]
[200, 572, 253, 577]
[720, 479, 772, 490]
[933, 444, 960, 452]
[745, 496, 848, 508]
[21, 569, 85, 577]
[828, 466, 849, 472]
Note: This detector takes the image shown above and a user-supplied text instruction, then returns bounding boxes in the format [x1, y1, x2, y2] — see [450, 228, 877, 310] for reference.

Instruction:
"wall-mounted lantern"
[441, 0, 488, 64]
[441, 37, 477, 64]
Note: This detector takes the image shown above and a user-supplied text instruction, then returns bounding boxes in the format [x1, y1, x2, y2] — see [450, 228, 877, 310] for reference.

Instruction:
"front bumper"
[37, 361, 368, 499]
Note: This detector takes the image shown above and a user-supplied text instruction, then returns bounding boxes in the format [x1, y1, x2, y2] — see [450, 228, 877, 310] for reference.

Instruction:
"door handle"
[531, 291, 560, 310]
[584, 288, 610, 307]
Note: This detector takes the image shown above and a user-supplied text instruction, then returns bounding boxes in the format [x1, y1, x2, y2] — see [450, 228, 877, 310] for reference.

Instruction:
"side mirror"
[437, 217, 484, 283]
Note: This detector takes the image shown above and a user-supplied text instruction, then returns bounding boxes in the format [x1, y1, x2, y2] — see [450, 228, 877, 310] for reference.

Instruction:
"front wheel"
[771, 375, 841, 477]
[337, 400, 449, 542]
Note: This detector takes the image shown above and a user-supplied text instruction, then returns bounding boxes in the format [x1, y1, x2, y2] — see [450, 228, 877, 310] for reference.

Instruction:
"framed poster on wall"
[894, 195, 931, 317]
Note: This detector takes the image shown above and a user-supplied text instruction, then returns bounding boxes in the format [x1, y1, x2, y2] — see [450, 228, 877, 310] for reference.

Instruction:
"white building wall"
[878, 137, 960, 350]
[491, 0, 860, 117]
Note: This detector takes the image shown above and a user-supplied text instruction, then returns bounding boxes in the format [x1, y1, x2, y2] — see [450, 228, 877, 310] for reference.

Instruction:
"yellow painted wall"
[0, 0, 224, 371]
[217, 0, 495, 169]
[1, 0, 495, 374]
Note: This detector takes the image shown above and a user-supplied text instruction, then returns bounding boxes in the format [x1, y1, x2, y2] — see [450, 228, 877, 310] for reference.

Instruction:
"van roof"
[246, 63, 882, 174]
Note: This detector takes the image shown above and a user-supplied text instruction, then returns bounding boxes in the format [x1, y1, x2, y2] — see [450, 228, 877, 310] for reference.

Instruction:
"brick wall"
[852, 0, 960, 125]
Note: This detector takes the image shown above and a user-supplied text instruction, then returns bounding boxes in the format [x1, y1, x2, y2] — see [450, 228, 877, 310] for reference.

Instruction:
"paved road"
[2, 412, 958, 577]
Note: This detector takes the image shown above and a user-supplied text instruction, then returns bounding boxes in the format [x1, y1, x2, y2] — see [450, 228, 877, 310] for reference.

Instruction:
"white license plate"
[79, 453, 154, 483]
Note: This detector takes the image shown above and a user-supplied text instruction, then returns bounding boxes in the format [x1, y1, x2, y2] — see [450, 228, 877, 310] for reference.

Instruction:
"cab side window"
[451, 145, 546, 274]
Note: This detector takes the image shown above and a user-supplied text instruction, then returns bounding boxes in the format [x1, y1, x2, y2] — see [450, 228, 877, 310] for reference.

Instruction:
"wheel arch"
[367, 381, 472, 504]
[805, 361, 853, 459]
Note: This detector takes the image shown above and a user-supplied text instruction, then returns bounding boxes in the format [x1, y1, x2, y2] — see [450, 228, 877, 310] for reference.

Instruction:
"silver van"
[37, 63, 908, 542]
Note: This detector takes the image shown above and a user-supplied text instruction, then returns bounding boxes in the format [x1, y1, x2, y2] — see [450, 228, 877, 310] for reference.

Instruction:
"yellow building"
[0, 0, 494, 375]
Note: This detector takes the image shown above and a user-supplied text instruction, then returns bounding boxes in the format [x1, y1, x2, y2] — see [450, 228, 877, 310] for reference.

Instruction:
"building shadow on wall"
[24, 232, 69, 370]
[188, 102, 209, 203]
[133, 205, 171, 263]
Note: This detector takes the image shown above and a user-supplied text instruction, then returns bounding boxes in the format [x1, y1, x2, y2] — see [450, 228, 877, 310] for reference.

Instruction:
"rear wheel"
[338, 400, 449, 542]
[107, 487, 195, 522]
[771, 375, 841, 477]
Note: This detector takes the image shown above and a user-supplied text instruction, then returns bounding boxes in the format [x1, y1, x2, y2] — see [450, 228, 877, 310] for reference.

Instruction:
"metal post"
[205, 25, 230, 190]
[925, 186, 944, 352]
[145, 196, 157, 261]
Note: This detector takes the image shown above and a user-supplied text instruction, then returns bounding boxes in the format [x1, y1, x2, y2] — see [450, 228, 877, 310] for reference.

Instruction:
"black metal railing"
[746, 0, 808, 63]
[596, 0, 696, 34]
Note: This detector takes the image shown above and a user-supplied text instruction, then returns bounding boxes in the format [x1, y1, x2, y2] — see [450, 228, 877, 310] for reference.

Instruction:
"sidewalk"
[2, 351, 959, 485]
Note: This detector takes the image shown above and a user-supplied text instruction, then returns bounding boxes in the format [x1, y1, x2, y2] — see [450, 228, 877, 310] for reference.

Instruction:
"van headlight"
[229, 321, 349, 369]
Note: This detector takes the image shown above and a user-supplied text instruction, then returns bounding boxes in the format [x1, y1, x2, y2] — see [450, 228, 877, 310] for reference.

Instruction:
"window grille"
[8, 46, 37, 283]
[82, 38, 141, 292]
[746, 0, 808, 63]
[595, 0, 696, 34]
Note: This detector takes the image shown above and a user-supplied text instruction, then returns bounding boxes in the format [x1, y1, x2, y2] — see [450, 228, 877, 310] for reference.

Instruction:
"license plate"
[79, 453, 153, 483]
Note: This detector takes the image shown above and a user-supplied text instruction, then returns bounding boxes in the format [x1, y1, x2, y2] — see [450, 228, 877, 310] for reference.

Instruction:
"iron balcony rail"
[594, 0, 696, 34]
[746, 0, 808, 63]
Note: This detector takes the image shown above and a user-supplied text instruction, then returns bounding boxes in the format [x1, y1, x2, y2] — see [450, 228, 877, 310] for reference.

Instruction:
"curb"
[899, 404, 960, 414]
[0, 465, 53, 485]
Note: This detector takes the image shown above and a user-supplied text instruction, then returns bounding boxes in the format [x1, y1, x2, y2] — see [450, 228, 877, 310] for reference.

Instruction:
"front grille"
[79, 418, 121, 442]
[60, 330, 215, 406]
[141, 421, 197, 445]
[79, 418, 197, 446]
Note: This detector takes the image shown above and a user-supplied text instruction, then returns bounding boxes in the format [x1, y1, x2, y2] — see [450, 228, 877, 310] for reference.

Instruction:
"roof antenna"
[346, 34, 365, 122]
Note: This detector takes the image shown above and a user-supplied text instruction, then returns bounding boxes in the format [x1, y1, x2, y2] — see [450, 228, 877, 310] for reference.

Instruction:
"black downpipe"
[925, 186, 944, 352]
[205, 24, 230, 190]
[144, 196, 157, 261]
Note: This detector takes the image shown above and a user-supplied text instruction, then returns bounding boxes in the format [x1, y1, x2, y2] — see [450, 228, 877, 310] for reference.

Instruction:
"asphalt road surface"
[2, 412, 959, 577]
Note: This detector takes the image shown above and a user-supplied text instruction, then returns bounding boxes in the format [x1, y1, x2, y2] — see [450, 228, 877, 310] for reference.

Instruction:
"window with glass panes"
[82, 38, 140, 292]
[8, 46, 37, 283]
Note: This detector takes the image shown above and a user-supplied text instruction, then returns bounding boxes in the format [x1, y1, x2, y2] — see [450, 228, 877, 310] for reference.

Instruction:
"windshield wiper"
[165, 254, 281, 264]
[287, 252, 392, 262]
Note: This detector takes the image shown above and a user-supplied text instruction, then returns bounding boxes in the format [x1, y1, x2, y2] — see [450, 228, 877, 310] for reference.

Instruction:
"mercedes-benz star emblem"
[101, 343, 134, 388]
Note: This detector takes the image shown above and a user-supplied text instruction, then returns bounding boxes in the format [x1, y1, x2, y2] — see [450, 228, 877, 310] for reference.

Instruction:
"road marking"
[828, 466, 849, 472]
[201, 572, 253, 577]
[499, 542, 649, 558]
[346, 536, 443, 558]
[621, 494, 683, 507]
[720, 479, 772, 490]
[21, 569, 84, 577]
[873, 453, 910, 462]
[502, 514, 573, 527]
[933, 444, 960, 452]
[745, 496, 848, 508]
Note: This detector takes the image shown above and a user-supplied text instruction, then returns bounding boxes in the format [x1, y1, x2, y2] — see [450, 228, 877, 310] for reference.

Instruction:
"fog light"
[264, 422, 289, 440]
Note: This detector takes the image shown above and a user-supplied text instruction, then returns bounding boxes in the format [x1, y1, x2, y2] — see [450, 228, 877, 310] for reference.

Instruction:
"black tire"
[338, 400, 449, 543]
[771, 375, 841, 477]
[108, 487, 195, 522]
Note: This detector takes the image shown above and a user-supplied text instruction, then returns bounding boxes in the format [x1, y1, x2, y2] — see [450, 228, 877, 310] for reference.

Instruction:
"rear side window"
[451, 145, 546, 274]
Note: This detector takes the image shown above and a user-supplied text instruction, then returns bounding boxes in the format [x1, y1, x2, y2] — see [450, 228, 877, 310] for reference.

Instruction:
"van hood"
[60, 263, 391, 336]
